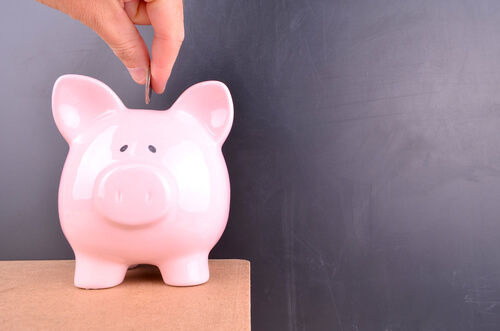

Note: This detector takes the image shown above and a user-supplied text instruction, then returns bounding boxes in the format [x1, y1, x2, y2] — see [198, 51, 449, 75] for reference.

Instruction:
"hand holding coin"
[36, 0, 184, 98]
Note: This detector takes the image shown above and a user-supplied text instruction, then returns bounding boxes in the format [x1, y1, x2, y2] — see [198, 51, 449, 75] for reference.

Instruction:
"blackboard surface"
[3, 1, 500, 330]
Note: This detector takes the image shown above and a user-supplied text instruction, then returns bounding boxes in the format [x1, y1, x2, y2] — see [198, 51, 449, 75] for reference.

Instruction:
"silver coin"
[145, 65, 152, 104]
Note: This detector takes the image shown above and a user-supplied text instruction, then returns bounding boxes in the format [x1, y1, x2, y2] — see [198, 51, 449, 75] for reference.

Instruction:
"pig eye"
[148, 145, 157, 153]
[120, 145, 128, 152]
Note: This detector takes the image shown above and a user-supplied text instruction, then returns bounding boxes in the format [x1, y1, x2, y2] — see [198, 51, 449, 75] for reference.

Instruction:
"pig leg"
[158, 253, 210, 286]
[74, 254, 128, 289]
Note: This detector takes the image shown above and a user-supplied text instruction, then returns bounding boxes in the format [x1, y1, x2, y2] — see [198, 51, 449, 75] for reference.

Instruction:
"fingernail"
[127, 68, 146, 84]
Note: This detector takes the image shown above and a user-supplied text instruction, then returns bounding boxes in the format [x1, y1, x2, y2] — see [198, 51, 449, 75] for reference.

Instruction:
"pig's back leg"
[157, 253, 210, 286]
[73, 253, 128, 289]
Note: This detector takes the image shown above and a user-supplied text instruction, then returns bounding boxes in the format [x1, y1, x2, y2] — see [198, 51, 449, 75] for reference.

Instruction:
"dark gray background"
[2, 1, 500, 330]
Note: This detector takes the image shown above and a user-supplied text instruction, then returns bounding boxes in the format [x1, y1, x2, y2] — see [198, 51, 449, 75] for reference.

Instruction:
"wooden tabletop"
[0, 259, 250, 331]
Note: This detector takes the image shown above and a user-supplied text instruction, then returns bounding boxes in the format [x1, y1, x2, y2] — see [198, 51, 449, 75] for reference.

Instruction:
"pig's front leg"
[74, 254, 128, 289]
[158, 253, 210, 286]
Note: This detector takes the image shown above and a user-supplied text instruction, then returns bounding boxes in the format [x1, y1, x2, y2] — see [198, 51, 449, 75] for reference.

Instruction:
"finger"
[123, 0, 150, 25]
[146, 0, 184, 94]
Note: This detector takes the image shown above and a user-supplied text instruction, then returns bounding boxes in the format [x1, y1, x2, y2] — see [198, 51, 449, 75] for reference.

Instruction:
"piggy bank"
[52, 75, 233, 289]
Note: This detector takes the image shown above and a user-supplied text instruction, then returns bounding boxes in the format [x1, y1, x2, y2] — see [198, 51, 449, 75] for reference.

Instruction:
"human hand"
[36, 0, 184, 94]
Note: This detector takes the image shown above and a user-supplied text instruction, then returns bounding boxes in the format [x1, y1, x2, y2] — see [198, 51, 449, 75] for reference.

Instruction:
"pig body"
[52, 75, 233, 289]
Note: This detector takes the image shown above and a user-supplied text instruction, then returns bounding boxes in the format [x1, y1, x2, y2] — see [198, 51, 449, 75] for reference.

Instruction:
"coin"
[145, 65, 152, 104]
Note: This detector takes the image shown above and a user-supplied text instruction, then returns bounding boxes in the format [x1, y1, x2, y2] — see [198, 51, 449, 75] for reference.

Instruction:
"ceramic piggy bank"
[52, 75, 233, 289]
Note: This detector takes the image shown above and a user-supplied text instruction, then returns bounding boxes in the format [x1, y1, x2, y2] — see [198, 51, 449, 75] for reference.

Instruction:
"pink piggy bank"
[52, 75, 233, 289]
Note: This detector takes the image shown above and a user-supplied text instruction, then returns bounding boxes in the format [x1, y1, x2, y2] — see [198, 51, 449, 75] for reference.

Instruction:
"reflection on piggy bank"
[52, 75, 233, 289]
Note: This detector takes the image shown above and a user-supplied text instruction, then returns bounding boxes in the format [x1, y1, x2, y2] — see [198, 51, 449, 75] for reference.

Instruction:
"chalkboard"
[3, 1, 500, 329]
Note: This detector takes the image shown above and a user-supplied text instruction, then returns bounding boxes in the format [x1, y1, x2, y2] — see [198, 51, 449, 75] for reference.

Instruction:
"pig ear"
[172, 81, 234, 145]
[52, 75, 125, 144]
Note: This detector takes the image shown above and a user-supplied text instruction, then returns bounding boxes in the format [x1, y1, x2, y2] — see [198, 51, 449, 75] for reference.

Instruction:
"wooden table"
[0, 260, 250, 330]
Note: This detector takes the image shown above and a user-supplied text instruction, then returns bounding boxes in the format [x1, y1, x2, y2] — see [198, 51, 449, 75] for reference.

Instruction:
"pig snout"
[94, 165, 171, 226]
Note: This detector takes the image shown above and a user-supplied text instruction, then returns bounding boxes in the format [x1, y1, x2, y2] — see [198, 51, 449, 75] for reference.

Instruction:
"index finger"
[146, 0, 184, 94]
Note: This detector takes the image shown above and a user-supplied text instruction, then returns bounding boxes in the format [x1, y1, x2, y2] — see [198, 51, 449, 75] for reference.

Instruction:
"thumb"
[37, 0, 151, 84]
[92, 8, 151, 85]
[36, 0, 150, 84]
